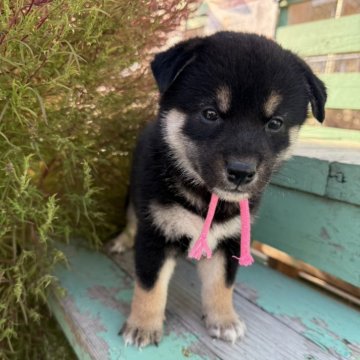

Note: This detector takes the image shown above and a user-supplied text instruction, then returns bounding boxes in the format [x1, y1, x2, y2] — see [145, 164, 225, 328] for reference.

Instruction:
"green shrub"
[0, 1, 196, 358]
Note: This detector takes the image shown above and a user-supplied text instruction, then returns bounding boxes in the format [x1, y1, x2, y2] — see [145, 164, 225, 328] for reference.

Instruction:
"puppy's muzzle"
[226, 160, 256, 186]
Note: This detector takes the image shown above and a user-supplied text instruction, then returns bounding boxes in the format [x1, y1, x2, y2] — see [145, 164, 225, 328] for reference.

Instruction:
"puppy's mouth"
[212, 187, 250, 202]
[194, 165, 258, 202]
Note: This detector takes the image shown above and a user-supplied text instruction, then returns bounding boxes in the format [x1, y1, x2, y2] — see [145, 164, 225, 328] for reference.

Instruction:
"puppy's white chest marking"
[149, 201, 241, 250]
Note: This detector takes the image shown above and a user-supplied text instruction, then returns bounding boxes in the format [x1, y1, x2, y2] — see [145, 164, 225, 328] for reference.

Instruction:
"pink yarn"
[188, 193, 219, 260]
[234, 199, 254, 266]
[188, 194, 254, 267]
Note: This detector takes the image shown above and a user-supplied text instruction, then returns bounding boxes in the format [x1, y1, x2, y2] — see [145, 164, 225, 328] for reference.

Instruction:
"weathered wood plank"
[276, 14, 360, 57]
[272, 152, 360, 205]
[326, 162, 360, 206]
[113, 250, 340, 360]
[253, 184, 360, 287]
[51, 241, 359, 359]
[50, 242, 215, 360]
[271, 156, 329, 196]
[234, 261, 360, 360]
[155, 256, 360, 360]
[271, 145, 360, 205]
[319, 73, 360, 110]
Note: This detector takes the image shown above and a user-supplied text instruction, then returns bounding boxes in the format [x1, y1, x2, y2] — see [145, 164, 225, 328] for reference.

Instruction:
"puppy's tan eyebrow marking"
[216, 86, 231, 113]
[264, 91, 282, 117]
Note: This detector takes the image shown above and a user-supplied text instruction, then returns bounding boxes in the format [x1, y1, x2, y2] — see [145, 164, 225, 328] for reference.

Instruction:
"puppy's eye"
[266, 117, 283, 132]
[202, 109, 219, 123]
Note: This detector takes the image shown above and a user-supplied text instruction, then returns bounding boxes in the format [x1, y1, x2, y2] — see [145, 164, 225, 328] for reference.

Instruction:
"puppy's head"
[151, 32, 326, 202]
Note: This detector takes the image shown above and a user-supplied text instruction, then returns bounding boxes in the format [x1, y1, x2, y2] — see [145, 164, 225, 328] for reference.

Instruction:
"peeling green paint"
[51, 243, 206, 360]
[117, 289, 134, 303]
[237, 263, 360, 359]
[50, 242, 359, 360]
[254, 185, 360, 287]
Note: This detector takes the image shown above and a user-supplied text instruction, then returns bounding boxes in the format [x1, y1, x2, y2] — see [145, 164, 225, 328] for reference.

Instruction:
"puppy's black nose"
[226, 161, 256, 185]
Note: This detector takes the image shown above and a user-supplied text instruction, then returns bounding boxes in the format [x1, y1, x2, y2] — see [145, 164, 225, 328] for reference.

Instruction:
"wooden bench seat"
[49, 241, 360, 360]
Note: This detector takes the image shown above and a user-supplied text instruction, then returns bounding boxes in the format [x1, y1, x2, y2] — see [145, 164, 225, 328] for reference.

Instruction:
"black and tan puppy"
[111, 32, 326, 347]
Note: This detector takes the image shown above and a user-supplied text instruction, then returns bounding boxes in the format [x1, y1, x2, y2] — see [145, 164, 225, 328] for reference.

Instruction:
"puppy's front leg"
[198, 249, 246, 344]
[121, 229, 175, 347]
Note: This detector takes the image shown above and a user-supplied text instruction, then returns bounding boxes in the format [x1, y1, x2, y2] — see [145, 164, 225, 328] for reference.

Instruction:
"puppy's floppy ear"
[296, 58, 327, 122]
[151, 38, 202, 94]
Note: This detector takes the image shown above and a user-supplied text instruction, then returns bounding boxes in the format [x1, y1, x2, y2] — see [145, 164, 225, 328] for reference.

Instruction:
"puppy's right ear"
[151, 38, 202, 94]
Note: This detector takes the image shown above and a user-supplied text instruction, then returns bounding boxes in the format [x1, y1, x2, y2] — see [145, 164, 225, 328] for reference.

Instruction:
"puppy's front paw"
[204, 314, 246, 344]
[120, 321, 162, 348]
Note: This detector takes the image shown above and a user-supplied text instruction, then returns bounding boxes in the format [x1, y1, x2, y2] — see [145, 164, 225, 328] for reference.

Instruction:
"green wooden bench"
[49, 2, 360, 359]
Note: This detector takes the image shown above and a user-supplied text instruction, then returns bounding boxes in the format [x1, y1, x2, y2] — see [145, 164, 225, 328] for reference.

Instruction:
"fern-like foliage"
[0, 1, 197, 358]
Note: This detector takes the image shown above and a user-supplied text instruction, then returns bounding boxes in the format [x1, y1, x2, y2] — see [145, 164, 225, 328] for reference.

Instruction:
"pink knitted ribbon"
[188, 193, 254, 266]
[188, 193, 219, 260]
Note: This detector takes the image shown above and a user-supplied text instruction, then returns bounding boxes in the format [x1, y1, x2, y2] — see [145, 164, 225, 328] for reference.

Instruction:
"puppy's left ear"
[151, 38, 202, 94]
[297, 58, 327, 122]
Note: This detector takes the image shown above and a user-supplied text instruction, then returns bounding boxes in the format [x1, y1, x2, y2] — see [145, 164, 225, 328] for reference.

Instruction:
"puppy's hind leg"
[110, 203, 137, 254]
